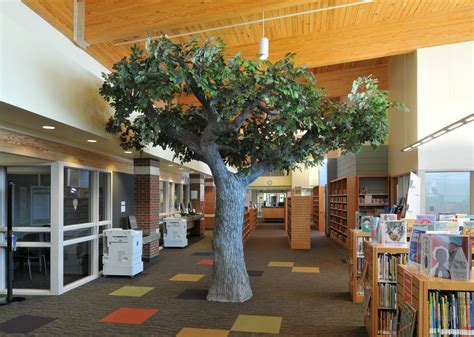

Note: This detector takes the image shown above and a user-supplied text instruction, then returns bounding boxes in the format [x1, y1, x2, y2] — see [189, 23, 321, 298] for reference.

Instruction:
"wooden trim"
[0, 128, 133, 174]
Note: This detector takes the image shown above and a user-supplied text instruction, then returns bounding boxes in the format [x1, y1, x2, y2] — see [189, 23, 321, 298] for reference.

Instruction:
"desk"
[183, 214, 205, 237]
[261, 207, 285, 221]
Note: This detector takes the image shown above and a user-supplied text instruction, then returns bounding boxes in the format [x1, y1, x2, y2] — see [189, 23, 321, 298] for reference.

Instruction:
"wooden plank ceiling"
[22, 0, 473, 97]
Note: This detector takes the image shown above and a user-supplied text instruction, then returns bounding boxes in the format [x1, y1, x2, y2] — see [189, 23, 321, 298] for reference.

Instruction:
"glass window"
[99, 172, 110, 221]
[7, 167, 51, 227]
[63, 240, 92, 285]
[64, 168, 92, 226]
[160, 181, 165, 213]
[168, 182, 173, 212]
[13, 247, 50, 289]
[425, 172, 471, 214]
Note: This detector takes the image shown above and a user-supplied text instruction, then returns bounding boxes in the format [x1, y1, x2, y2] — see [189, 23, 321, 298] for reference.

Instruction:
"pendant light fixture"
[258, 12, 269, 60]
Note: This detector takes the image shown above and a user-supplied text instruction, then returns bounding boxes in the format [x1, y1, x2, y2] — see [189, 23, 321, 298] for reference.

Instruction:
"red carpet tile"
[196, 258, 214, 265]
[99, 307, 158, 325]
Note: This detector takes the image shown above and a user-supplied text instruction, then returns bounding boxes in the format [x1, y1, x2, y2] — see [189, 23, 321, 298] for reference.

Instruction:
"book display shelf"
[286, 196, 311, 249]
[243, 210, 250, 243]
[329, 175, 389, 248]
[313, 186, 326, 231]
[348, 229, 371, 303]
[363, 241, 409, 337]
[397, 264, 474, 337]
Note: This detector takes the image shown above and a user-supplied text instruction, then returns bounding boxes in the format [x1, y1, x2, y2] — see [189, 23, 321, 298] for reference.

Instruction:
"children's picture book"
[433, 221, 459, 234]
[438, 213, 456, 221]
[405, 219, 416, 236]
[397, 303, 417, 337]
[380, 213, 398, 222]
[383, 220, 407, 246]
[371, 217, 382, 243]
[422, 234, 471, 280]
[360, 216, 372, 233]
[408, 227, 428, 268]
[416, 214, 436, 225]
[448, 235, 471, 281]
[421, 234, 451, 279]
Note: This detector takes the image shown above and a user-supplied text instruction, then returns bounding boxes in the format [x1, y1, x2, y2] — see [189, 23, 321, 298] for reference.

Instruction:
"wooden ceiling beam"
[226, 5, 474, 68]
[84, 0, 321, 44]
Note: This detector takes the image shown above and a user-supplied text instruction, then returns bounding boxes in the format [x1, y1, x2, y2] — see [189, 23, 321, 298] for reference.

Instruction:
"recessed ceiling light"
[87, 139, 97, 143]
[421, 137, 433, 143]
[168, 164, 173, 167]
[466, 116, 474, 122]
[432, 130, 447, 137]
[447, 122, 463, 130]
[42, 125, 55, 130]
[124, 150, 132, 154]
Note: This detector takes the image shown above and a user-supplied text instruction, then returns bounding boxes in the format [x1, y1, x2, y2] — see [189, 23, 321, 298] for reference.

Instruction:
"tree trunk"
[206, 172, 252, 303]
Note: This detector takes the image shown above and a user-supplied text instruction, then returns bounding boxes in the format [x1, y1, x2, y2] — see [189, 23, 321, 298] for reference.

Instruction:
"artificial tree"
[100, 37, 402, 303]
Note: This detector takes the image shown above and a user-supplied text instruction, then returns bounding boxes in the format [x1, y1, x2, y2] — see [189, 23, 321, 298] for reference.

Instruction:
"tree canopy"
[100, 37, 399, 183]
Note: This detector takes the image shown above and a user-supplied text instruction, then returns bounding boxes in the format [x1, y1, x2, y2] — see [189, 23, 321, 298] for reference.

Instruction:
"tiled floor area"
[0, 223, 367, 336]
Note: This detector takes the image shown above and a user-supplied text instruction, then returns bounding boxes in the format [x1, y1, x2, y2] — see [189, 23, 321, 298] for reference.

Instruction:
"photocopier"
[102, 228, 143, 277]
[163, 217, 188, 248]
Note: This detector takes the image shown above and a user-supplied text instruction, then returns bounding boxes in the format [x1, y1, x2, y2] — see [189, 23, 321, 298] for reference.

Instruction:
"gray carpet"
[0, 223, 366, 336]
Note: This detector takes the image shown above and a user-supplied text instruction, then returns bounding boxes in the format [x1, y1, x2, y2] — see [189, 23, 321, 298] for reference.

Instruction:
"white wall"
[417, 41, 474, 171]
[0, 0, 211, 175]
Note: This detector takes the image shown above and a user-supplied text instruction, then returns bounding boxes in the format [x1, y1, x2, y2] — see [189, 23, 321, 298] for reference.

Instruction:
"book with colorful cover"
[408, 226, 429, 268]
[438, 213, 456, 221]
[406, 219, 416, 237]
[383, 220, 407, 246]
[417, 214, 436, 225]
[380, 213, 398, 222]
[422, 234, 471, 280]
[433, 221, 459, 234]
[360, 216, 372, 233]
[371, 217, 381, 243]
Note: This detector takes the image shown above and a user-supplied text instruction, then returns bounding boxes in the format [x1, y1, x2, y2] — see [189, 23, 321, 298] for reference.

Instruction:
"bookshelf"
[242, 210, 250, 243]
[348, 229, 371, 303]
[397, 264, 474, 337]
[329, 175, 390, 248]
[286, 196, 311, 249]
[248, 208, 258, 232]
[329, 176, 357, 247]
[363, 241, 409, 337]
[312, 186, 326, 231]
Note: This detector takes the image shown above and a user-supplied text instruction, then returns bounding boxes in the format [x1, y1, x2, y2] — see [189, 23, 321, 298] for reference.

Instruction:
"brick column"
[204, 177, 216, 229]
[134, 158, 160, 260]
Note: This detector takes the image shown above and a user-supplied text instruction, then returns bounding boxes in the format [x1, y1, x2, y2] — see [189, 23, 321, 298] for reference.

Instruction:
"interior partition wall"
[0, 161, 112, 296]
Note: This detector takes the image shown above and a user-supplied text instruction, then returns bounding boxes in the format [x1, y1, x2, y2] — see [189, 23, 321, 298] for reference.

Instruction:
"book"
[406, 219, 416, 236]
[448, 235, 471, 281]
[408, 227, 429, 268]
[428, 291, 474, 336]
[398, 303, 417, 337]
[438, 213, 456, 221]
[380, 213, 398, 222]
[361, 216, 372, 233]
[463, 221, 474, 253]
[434, 221, 459, 234]
[371, 217, 381, 243]
[417, 214, 436, 225]
[383, 220, 407, 246]
[422, 234, 471, 280]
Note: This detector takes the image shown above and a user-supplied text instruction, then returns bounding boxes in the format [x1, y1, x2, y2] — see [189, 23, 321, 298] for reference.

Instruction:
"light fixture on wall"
[259, 12, 269, 60]
[401, 113, 474, 152]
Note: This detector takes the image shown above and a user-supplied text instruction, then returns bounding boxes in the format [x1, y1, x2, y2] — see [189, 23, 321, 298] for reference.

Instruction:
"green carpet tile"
[0, 223, 367, 336]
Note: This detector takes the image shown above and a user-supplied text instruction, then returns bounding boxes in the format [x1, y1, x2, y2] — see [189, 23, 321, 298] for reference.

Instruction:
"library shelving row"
[286, 196, 311, 249]
[397, 264, 474, 337]
[248, 207, 258, 232]
[242, 210, 250, 243]
[312, 186, 325, 231]
[329, 175, 389, 248]
[363, 240, 409, 337]
[348, 229, 371, 303]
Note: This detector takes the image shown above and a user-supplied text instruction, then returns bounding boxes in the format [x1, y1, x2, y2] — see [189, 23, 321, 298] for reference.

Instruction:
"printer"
[102, 228, 143, 277]
[163, 217, 188, 248]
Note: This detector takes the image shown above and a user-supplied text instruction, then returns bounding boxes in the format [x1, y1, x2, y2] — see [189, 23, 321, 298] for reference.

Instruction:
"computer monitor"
[128, 215, 139, 230]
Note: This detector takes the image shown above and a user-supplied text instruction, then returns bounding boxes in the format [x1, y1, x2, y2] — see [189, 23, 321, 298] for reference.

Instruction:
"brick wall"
[134, 158, 160, 259]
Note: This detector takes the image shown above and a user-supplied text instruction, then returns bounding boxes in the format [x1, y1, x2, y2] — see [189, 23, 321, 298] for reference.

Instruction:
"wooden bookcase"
[348, 229, 371, 303]
[248, 208, 258, 232]
[286, 196, 311, 250]
[329, 175, 389, 248]
[397, 264, 474, 337]
[242, 210, 250, 243]
[363, 241, 409, 337]
[329, 176, 357, 247]
[312, 186, 326, 232]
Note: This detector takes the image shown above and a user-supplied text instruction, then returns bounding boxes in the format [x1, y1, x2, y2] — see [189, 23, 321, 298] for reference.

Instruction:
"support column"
[190, 173, 205, 235]
[204, 177, 216, 229]
[134, 158, 160, 260]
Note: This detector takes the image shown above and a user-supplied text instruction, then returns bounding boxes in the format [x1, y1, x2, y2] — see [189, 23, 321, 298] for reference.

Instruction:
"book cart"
[397, 264, 474, 337]
[348, 229, 371, 302]
[363, 241, 409, 337]
[286, 196, 311, 249]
